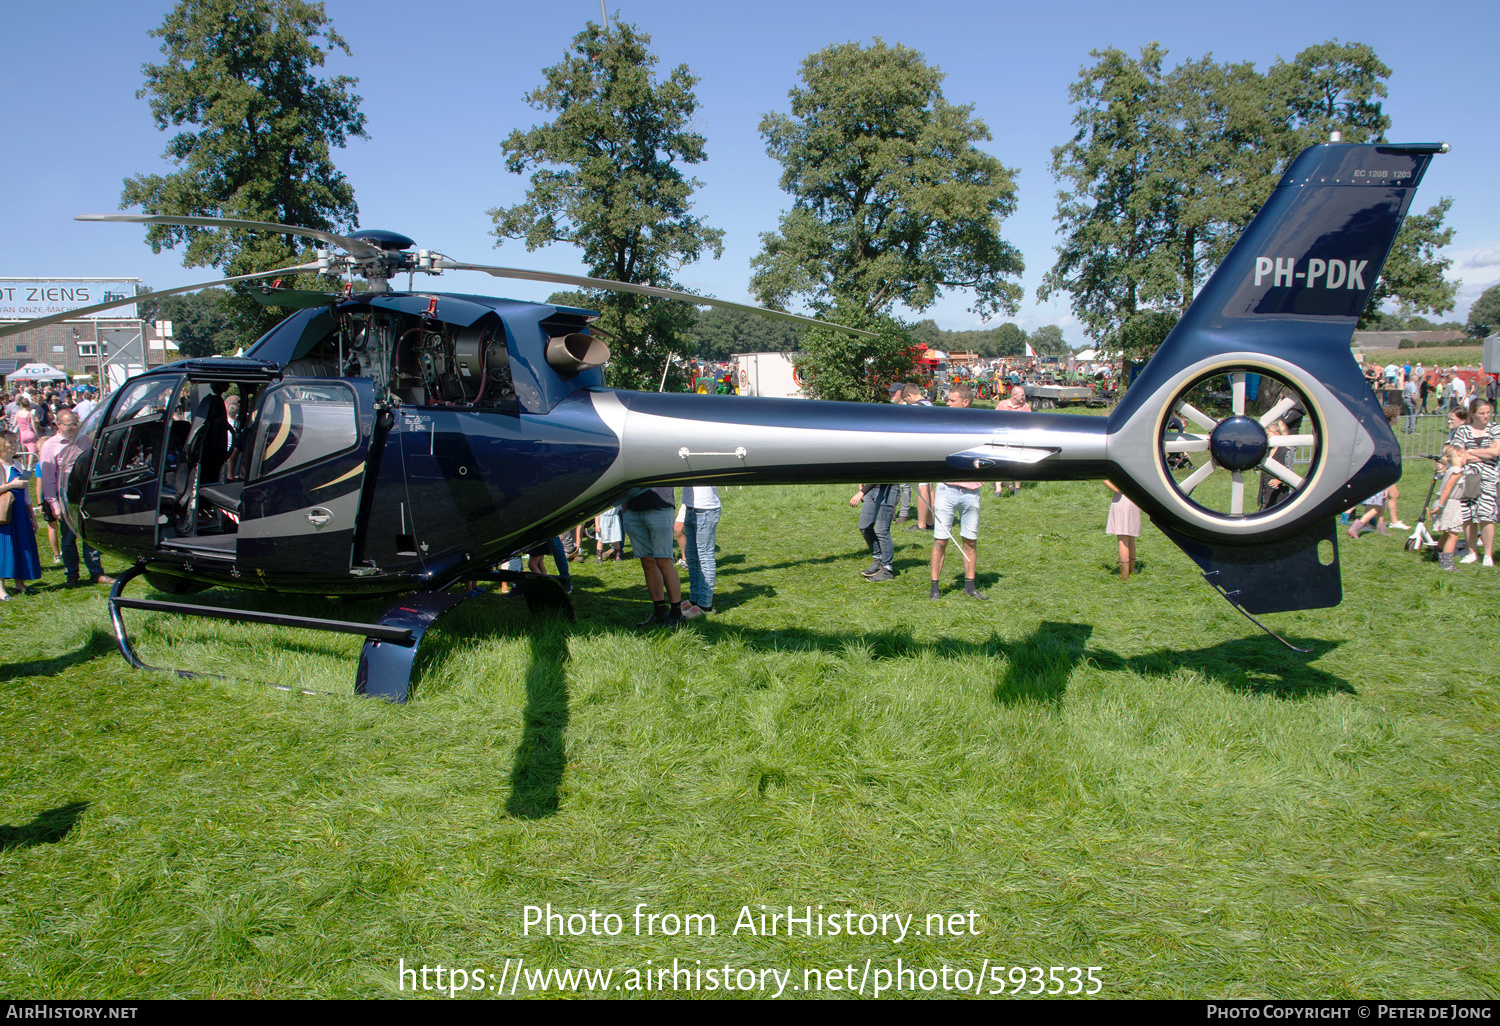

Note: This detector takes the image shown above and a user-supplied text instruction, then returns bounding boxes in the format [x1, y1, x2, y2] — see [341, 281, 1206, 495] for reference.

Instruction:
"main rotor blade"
[436, 260, 878, 339]
[77, 213, 383, 260]
[0, 262, 321, 339]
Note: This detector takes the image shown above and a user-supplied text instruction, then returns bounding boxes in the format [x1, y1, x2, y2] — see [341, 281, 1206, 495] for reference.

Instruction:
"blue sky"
[4, 0, 1495, 344]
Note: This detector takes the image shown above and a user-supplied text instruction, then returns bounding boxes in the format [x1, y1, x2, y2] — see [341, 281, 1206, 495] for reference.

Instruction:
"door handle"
[306, 508, 333, 527]
[123, 492, 141, 502]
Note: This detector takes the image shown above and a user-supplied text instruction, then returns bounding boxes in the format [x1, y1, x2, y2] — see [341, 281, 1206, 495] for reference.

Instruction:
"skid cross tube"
[108, 565, 416, 684]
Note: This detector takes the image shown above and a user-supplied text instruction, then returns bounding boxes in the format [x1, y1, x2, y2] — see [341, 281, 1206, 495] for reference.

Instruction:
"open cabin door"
[234, 377, 376, 583]
[78, 375, 184, 556]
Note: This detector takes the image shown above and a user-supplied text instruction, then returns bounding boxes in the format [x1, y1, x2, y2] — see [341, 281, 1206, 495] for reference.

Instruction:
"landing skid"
[108, 563, 574, 703]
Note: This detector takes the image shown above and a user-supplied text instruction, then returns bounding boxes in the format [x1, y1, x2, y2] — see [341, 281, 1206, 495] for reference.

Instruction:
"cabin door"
[235, 378, 375, 582]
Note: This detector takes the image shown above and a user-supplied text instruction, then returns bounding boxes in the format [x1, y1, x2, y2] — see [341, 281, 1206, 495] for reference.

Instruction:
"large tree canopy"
[121, 0, 366, 338]
[491, 19, 723, 391]
[1041, 40, 1457, 358]
[751, 39, 1024, 320]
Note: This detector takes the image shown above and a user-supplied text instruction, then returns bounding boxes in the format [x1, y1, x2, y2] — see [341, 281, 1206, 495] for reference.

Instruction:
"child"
[595, 504, 623, 562]
[0, 430, 42, 599]
[1430, 444, 1470, 571]
[1104, 480, 1140, 580]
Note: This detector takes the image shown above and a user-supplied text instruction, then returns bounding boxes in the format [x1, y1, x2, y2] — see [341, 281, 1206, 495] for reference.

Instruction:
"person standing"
[898, 383, 935, 531]
[0, 431, 42, 598]
[1105, 480, 1141, 580]
[38, 409, 113, 587]
[928, 383, 986, 599]
[1453, 399, 1499, 566]
[680, 485, 720, 618]
[851, 481, 898, 582]
[994, 385, 1032, 495]
[622, 486, 684, 627]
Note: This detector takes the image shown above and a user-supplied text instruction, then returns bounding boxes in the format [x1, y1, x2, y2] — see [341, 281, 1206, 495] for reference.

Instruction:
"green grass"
[1, 461, 1497, 999]
[1361, 344, 1487, 368]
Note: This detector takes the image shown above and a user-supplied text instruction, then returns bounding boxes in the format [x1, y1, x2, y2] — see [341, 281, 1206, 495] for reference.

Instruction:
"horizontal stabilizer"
[1159, 519, 1341, 614]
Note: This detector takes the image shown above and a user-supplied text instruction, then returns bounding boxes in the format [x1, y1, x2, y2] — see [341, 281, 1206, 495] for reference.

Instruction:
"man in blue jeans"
[850, 482, 898, 582]
[680, 485, 719, 618]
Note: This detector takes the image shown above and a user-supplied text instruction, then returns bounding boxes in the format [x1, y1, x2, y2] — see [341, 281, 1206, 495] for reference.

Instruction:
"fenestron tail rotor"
[1160, 368, 1321, 519]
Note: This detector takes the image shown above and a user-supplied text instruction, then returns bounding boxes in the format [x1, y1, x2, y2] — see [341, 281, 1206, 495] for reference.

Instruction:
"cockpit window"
[248, 382, 359, 481]
[90, 377, 180, 483]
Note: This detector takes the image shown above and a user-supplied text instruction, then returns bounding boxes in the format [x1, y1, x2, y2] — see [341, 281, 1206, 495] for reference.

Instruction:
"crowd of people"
[0, 381, 112, 597]
[1392, 396, 1499, 571]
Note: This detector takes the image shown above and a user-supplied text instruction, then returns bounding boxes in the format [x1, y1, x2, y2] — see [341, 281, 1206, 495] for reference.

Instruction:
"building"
[0, 277, 172, 386]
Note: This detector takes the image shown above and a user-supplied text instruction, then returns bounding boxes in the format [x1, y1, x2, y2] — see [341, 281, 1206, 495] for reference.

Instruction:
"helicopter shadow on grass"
[0, 628, 116, 681]
[479, 609, 1351, 818]
[0, 800, 89, 852]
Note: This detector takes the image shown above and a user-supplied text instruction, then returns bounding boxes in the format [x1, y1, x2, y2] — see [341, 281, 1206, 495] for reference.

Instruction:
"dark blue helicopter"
[0, 141, 1446, 701]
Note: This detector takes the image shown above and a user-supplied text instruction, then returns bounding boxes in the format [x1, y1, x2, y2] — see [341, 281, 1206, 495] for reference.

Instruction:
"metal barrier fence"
[1394, 411, 1457, 462]
[1277, 412, 1451, 475]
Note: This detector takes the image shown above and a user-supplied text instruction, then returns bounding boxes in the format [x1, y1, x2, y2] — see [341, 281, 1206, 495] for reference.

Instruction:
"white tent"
[8, 363, 67, 381]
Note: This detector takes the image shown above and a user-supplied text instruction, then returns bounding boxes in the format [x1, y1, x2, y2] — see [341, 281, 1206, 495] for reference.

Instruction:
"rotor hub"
[1208, 415, 1269, 472]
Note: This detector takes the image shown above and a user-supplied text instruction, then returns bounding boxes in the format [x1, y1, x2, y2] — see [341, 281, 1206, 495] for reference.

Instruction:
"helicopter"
[0, 140, 1445, 702]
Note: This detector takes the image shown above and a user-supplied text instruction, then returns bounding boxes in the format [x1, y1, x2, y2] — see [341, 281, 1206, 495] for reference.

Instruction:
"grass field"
[1, 455, 1497, 999]
[1360, 344, 1488, 368]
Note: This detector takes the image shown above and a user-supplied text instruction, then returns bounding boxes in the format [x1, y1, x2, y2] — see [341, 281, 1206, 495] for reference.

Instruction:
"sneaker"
[964, 586, 989, 601]
[675, 557, 688, 568]
[865, 569, 894, 582]
[636, 607, 669, 628]
[928, 582, 941, 600]
[860, 560, 883, 577]
[93, 575, 115, 586]
[1390, 520, 1410, 530]
[1485, 556, 1495, 568]
[681, 603, 706, 619]
[51, 555, 61, 565]
[1460, 551, 1478, 564]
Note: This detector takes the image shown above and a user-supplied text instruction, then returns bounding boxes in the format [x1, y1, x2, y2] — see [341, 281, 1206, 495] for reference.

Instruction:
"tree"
[1359, 197, 1459, 327]
[794, 307, 920, 404]
[991, 322, 1027, 358]
[690, 307, 801, 361]
[1043, 40, 1456, 359]
[138, 287, 239, 358]
[1268, 40, 1390, 150]
[1039, 46, 1176, 353]
[491, 20, 723, 391]
[121, 0, 366, 339]
[1027, 324, 1069, 357]
[1469, 283, 1500, 337]
[751, 39, 1024, 321]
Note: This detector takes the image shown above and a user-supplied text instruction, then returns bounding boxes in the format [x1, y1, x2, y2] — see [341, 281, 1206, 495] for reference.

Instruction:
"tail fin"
[1105, 142, 1446, 611]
